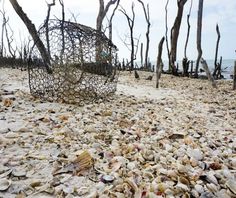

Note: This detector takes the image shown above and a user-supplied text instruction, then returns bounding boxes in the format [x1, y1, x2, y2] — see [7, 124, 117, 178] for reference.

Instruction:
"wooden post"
[233, 61, 236, 90]
[156, 37, 165, 88]
[201, 58, 217, 88]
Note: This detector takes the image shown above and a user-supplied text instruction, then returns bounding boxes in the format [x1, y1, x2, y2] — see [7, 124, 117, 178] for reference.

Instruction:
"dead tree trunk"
[9, 0, 52, 73]
[45, 0, 55, 59]
[213, 24, 222, 79]
[233, 61, 236, 90]
[201, 58, 217, 88]
[165, 0, 171, 71]
[119, 3, 136, 70]
[108, 0, 120, 64]
[170, 0, 188, 75]
[137, 0, 151, 70]
[182, 0, 192, 77]
[194, 0, 204, 78]
[97, 0, 118, 32]
[96, 0, 118, 62]
[156, 37, 165, 88]
[140, 42, 143, 68]
[59, 0, 65, 64]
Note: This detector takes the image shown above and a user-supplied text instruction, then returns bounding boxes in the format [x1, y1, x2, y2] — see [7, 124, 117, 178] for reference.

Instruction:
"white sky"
[2, 0, 236, 62]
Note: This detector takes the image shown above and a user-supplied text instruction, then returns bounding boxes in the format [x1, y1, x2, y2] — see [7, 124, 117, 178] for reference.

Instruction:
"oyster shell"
[0, 178, 11, 191]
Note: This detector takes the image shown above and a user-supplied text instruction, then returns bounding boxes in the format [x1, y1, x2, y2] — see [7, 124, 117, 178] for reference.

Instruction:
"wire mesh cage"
[28, 19, 118, 104]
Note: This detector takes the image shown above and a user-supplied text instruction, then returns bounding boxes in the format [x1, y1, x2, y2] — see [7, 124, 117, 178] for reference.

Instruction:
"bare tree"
[5, 22, 17, 58]
[182, 0, 193, 76]
[119, 3, 136, 70]
[165, 0, 171, 71]
[213, 24, 222, 79]
[108, 0, 120, 64]
[45, 0, 55, 58]
[170, 0, 188, 75]
[59, 0, 65, 63]
[9, 0, 52, 73]
[137, 0, 151, 70]
[0, 0, 17, 58]
[184, 0, 192, 59]
[97, 0, 119, 32]
[108, 0, 120, 41]
[194, 0, 204, 78]
[156, 37, 165, 88]
[0, 0, 7, 57]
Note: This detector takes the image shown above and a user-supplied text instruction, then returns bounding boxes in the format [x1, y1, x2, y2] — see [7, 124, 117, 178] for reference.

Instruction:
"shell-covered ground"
[0, 68, 236, 198]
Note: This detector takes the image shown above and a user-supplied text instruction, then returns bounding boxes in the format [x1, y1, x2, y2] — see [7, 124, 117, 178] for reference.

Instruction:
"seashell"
[178, 176, 190, 186]
[209, 162, 222, 170]
[190, 157, 198, 167]
[0, 165, 11, 176]
[12, 169, 27, 177]
[30, 180, 42, 188]
[0, 169, 12, 178]
[229, 158, 236, 169]
[194, 184, 204, 194]
[177, 163, 188, 174]
[205, 172, 218, 185]
[187, 148, 203, 161]
[215, 189, 232, 198]
[0, 178, 11, 191]
[175, 182, 189, 192]
[169, 132, 185, 139]
[206, 183, 218, 193]
[190, 189, 199, 197]
[125, 178, 142, 198]
[127, 162, 136, 170]
[226, 179, 236, 195]
[73, 150, 94, 172]
[101, 175, 115, 183]
[200, 191, 215, 198]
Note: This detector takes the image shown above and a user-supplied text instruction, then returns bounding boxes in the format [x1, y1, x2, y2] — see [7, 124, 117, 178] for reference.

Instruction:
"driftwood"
[201, 58, 217, 88]
[156, 37, 165, 88]
[233, 61, 236, 90]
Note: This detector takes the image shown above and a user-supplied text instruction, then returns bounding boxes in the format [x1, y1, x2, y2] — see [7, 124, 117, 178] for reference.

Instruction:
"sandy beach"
[0, 68, 236, 197]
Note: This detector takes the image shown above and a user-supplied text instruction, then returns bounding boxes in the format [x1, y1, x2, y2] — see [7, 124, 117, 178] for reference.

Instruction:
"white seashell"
[187, 148, 203, 161]
[127, 162, 136, 170]
[226, 179, 236, 195]
[101, 175, 115, 183]
[195, 184, 204, 194]
[206, 172, 218, 185]
[177, 163, 188, 174]
[0, 178, 11, 191]
[191, 189, 199, 197]
[175, 182, 189, 192]
[215, 189, 232, 198]
[206, 183, 218, 193]
[12, 169, 27, 177]
[229, 158, 236, 169]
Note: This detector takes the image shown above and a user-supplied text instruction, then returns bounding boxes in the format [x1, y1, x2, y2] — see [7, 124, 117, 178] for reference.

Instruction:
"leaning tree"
[9, 0, 51, 73]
